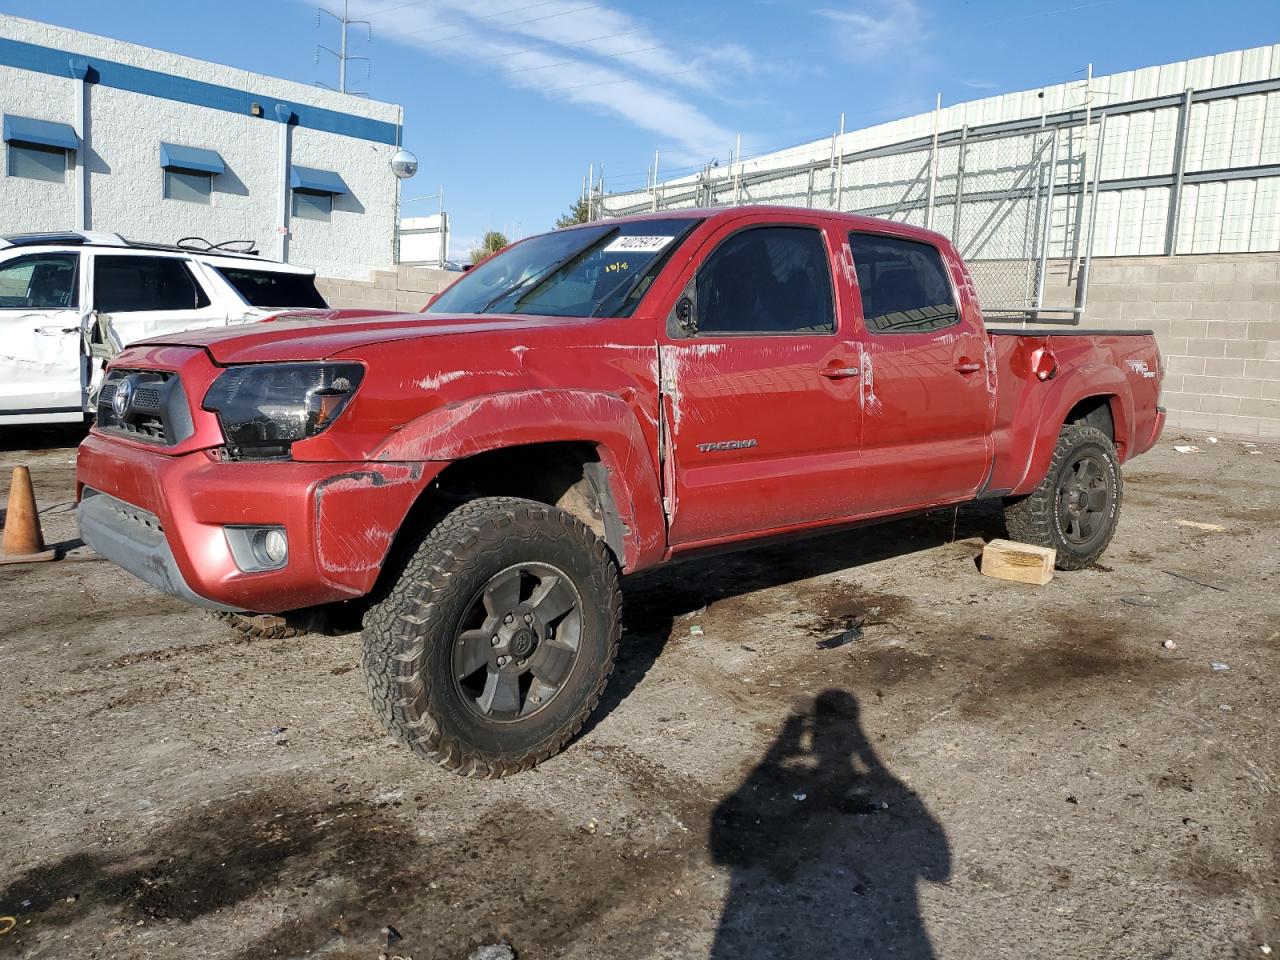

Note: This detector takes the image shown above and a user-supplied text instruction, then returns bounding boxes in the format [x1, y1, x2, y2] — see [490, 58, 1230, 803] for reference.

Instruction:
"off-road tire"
[1003, 424, 1123, 570]
[361, 496, 621, 779]
[210, 610, 310, 640]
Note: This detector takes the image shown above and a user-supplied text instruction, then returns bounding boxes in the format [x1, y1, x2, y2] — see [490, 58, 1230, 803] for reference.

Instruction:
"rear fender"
[372, 389, 665, 570]
[1010, 365, 1133, 496]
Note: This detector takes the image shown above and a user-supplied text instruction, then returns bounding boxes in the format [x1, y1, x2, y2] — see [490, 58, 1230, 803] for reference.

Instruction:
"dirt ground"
[1, 425, 1277, 960]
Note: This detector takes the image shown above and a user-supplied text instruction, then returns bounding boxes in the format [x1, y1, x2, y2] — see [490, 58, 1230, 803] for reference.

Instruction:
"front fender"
[372, 389, 665, 571]
[1010, 364, 1134, 496]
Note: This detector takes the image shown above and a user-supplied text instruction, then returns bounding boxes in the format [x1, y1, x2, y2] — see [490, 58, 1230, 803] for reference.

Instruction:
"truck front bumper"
[76, 432, 441, 613]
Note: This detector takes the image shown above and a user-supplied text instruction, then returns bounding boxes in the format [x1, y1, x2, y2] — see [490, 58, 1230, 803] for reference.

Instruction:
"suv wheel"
[361, 497, 620, 779]
[1003, 424, 1123, 570]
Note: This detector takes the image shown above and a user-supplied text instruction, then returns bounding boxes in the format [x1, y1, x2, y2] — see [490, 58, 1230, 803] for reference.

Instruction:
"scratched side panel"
[313, 463, 426, 590]
[303, 317, 667, 571]
[990, 331, 1162, 496]
[659, 336, 866, 544]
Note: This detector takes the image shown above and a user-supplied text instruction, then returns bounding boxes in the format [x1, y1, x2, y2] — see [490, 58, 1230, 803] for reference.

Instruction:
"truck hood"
[138, 309, 599, 365]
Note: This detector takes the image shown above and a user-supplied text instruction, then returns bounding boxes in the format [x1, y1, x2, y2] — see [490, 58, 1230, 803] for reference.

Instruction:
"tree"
[555, 196, 591, 229]
[468, 230, 508, 264]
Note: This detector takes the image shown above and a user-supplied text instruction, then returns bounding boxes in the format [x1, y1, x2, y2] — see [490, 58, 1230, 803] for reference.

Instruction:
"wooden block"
[980, 539, 1056, 585]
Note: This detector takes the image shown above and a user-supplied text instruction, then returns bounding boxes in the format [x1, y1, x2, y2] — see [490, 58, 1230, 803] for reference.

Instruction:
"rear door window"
[212, 266, 328, 308]
[847, 233, 958, 334]
[694, 226, 835, 335]
[94, 255, 211, 313]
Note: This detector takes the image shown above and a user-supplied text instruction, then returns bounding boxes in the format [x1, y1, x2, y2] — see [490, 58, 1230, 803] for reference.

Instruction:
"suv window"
[212, 266, 328, 309]
[848, 233, 958, 334]
[0, 253, 79, 309]
[94, 256, 211, 313]
[695, 226, 834, 335]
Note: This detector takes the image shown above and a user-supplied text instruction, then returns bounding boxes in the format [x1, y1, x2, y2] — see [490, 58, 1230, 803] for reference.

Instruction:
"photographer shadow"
[710, 689, 950, 960]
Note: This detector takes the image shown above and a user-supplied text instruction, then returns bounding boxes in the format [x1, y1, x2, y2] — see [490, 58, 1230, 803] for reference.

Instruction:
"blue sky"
[5, 0, 1279, 255]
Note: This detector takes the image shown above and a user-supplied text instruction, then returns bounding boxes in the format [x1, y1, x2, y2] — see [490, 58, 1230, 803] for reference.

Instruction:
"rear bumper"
[76, 432, 441, 613]
[1142, 405, 1167, 455]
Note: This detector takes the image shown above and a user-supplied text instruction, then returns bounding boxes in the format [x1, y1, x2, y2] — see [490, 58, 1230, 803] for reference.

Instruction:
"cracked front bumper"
[76, 431, 442, 613]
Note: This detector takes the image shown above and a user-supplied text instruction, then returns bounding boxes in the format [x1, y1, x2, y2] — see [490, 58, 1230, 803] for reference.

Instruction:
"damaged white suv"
[0, 231, 328, 426]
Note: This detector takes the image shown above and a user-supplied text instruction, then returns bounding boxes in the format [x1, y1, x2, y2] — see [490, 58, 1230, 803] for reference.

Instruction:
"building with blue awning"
[0, 14, 416, 280]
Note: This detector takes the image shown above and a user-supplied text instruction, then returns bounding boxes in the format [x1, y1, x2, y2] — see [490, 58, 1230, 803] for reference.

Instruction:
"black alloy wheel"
[452, 562, 583, 722]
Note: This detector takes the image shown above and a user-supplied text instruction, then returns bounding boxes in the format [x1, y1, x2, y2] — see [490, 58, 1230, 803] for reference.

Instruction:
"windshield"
[427, 218, 697, 318]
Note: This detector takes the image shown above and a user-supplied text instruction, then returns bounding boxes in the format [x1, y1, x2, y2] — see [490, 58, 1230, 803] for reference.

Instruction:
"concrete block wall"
[316, 265, 455, 313]
[1030, 254, 1280, 438]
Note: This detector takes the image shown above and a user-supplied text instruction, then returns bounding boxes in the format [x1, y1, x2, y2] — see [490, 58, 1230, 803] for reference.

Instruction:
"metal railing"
[595, 75, 1280, 325]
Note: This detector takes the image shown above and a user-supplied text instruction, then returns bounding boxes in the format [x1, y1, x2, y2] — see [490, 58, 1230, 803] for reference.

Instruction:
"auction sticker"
[604, 235, 674, 253]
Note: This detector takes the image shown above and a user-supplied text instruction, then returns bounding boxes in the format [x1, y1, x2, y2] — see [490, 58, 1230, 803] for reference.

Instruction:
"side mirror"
[675, 296, 695, 333]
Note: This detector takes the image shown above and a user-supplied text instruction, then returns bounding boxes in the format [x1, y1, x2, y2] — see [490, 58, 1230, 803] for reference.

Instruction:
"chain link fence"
[598, 123, 1091, 315]
[597, 72, 1280, 320]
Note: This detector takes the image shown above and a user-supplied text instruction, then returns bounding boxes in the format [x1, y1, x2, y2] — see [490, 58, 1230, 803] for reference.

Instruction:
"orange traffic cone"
[1, 466, 57, 564]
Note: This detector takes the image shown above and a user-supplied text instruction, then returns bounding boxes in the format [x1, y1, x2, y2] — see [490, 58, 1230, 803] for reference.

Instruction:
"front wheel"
[361, 497, 621, 779]
[1003, 424, 1123, 570]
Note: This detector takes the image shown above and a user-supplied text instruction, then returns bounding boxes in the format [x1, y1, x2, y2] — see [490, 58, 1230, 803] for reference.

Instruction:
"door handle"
[954, 361, 983, 374]
[820, 366, 861, 380]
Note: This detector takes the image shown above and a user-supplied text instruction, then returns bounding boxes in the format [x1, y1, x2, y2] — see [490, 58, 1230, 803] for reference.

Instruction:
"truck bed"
[988, 327, 1155, 337]
[985, 327, 1164, 496]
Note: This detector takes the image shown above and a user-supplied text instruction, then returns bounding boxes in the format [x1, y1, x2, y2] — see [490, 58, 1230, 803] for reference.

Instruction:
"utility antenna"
[316, 1, 371, 94]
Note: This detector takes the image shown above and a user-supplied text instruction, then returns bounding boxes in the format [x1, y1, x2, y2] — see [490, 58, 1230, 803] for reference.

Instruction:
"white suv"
[0, 231, 329, 426]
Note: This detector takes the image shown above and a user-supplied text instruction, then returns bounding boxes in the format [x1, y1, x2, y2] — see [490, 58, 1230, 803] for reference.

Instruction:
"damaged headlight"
[203, 362, 364, 459]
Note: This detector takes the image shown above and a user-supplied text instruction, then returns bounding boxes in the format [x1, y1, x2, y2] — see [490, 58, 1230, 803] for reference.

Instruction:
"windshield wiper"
[588, 221, 700, 317]
[478, 228, 618, 314]
[589, 269, 650, 318]
[477, 268, 548, 315]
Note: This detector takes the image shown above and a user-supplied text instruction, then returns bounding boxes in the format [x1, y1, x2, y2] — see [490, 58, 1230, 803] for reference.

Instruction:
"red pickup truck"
[76, 207, 1165, 777]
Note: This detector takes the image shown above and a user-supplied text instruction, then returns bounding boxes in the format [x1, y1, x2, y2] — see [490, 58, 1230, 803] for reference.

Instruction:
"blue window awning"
[3, 114, 79, 151]
[160, 142, 225, 175]
[290, 165, 349, 195]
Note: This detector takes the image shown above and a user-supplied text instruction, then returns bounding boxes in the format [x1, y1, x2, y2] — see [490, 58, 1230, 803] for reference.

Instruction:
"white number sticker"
[603, 235, 674, 253]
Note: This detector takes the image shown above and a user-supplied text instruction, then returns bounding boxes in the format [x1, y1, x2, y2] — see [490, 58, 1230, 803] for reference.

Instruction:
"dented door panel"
[660, 216, 865, 545]
[0, 311, 85, 420]
[0, 250, 88, 422]
[845, 232, 995, 511]
[661, 337, 864, 544]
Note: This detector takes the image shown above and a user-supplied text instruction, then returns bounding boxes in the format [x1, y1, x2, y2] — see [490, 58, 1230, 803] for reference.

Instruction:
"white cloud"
[817, 0, 925, 63]
[343, 0, 741, 161]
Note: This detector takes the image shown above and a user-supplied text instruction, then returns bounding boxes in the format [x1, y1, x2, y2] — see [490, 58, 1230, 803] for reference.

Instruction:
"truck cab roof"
[573, 205, 953, 246]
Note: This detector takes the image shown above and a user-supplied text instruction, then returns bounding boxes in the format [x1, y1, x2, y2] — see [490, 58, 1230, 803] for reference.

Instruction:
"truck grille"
[96, 370, 194, 445]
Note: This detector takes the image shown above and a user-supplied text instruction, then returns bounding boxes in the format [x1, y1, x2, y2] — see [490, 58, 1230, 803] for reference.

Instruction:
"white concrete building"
[0, 15, 410, 280]
[604, 44, 1280, 260]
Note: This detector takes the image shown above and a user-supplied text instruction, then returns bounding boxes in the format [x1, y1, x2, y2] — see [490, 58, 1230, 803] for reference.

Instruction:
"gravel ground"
[0, 425, 1277, 960]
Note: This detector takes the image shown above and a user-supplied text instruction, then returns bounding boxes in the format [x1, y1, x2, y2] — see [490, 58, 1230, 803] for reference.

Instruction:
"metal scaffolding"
[596, 72, 1280, 323]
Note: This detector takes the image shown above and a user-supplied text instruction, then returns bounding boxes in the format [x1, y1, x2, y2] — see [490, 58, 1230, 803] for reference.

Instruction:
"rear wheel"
[361, 496, 620, 779]
[1003, 424, 1122, 570]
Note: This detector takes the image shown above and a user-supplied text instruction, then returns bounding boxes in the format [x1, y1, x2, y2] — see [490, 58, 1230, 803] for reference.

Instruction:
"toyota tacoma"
[76, 207, 1165, 777]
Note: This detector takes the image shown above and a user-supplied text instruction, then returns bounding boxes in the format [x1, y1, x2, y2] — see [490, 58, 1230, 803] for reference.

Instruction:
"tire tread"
[1004, 423, 1122, 571]
[360, 496, 621, 780]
